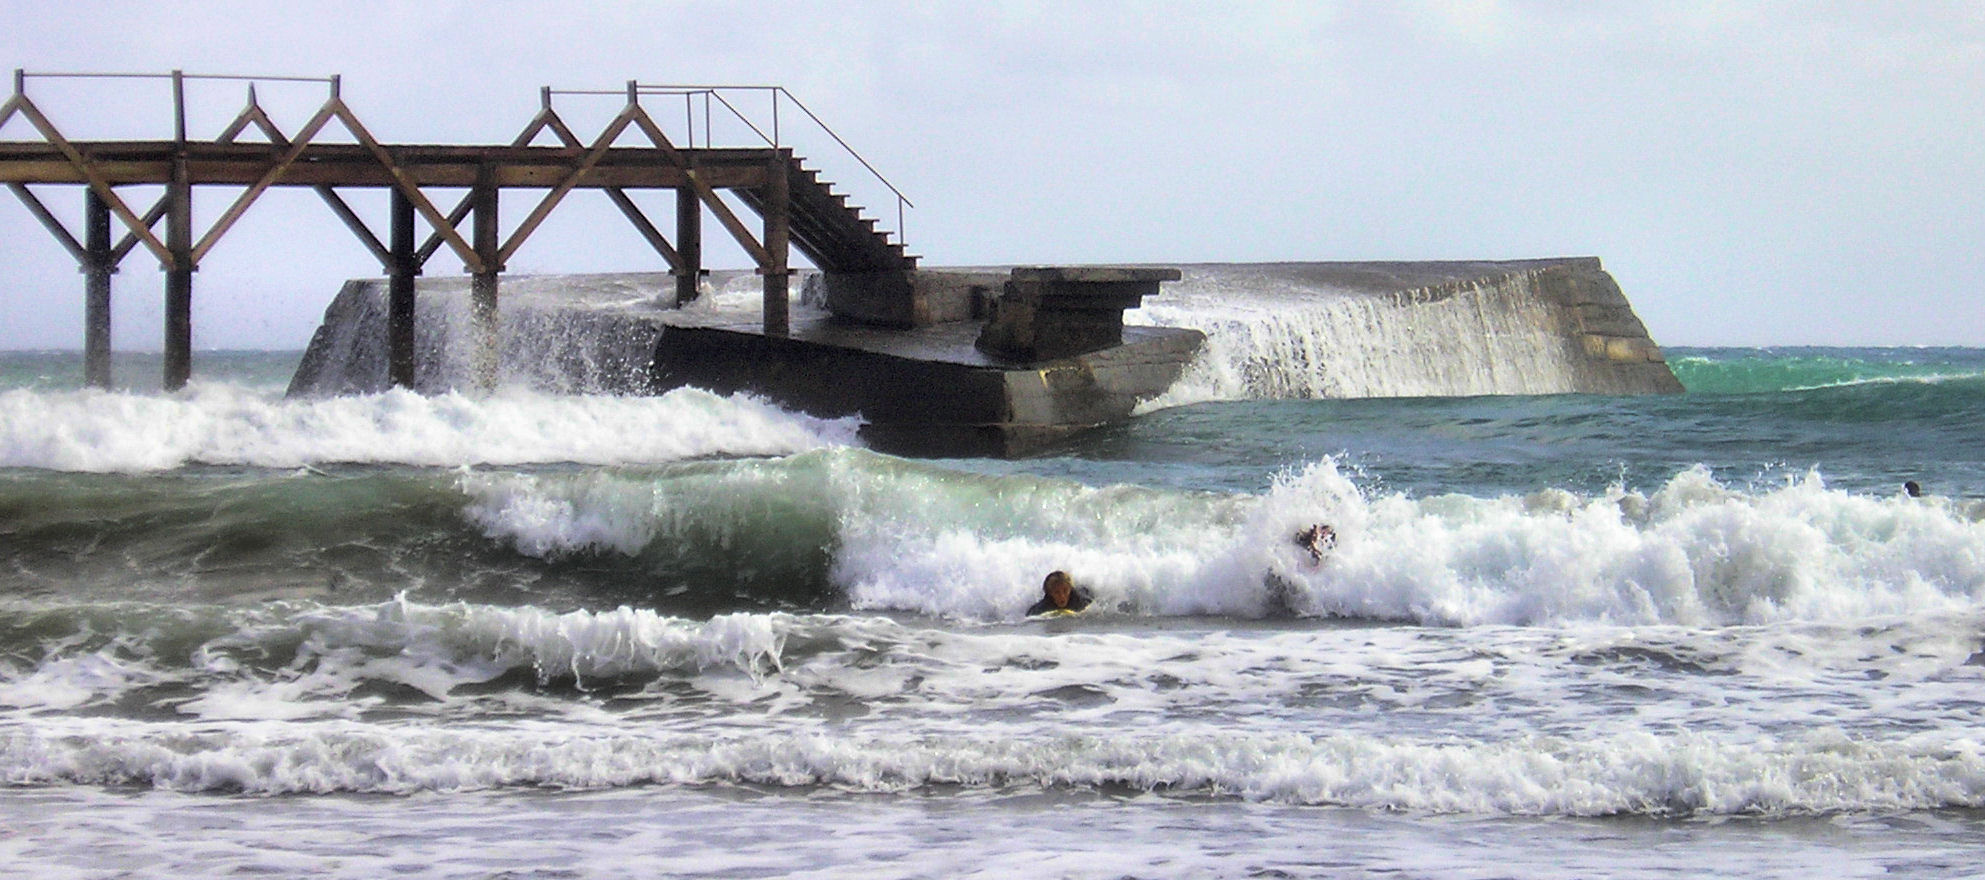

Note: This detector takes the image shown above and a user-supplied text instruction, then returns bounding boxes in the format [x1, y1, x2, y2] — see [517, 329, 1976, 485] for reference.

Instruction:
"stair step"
[728, 156, 918, 272]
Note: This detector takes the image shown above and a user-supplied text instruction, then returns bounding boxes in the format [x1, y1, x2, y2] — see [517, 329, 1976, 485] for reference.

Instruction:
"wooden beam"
[190, 102, 339, 263]
[606, 189, 681, 270]
[496, 109, 635, 265]
[208, 94, 396, 271]
[111, 195, 170, 266]
[388, 187, 417, 388]
[761, 152, 790, 337]
[84, 188, 112, 389]
[164, 155, 192, 391]
[406, 104, 556, 268]
[470, 163, 500, 389]
[530, 109, 680, 269]
[0, 149, 773, 189]
[316, 185, 391, 267]
[410, 102, 571, 270]
[214, 97, 267, 145]
[329, 99, 482, 273]
[628, 105, 771, 267]
[6, 182, 86, 262]
[675, 185, 700, 303]
[10, 96, 172, 264]
[415, 196, 474, 268]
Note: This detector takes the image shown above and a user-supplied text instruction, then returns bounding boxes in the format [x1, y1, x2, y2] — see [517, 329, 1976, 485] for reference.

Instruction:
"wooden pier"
[0, 70, 915, 389]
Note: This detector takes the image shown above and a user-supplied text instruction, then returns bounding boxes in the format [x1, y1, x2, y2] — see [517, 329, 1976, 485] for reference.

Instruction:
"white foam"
[2, 783, 1964, 880]
[0, 382, 857, 472]
[247, 598, 789, 691]
[1131, 269, 1590, 408]
[1269, 465, 1985, 625]
[454, 452, 1985, 625]
[9, 594, 1985, 820]
[0, 650, 168, 712]
[5, 719, 1981, 816]
[460, 452, 848, 559]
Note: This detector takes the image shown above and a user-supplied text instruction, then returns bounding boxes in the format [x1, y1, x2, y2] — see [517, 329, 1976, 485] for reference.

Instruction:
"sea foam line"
[4, 723, 1980, 816]
[0, 382, 857, 471]
[459, 455, 1985, 626]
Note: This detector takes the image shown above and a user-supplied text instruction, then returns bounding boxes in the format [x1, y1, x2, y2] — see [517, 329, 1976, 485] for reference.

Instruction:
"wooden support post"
[83, 187, 113, 389]
[471, 164, 501, 390]
[164, 157, 193, 391]
[675, 184, 701, 305]
[761, 152, 790, 337]
[163, 69, 193, 391]
[388, 187, 418, 388]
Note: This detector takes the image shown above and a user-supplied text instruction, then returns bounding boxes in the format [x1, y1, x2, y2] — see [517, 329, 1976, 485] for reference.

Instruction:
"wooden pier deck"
[0, 70, 914, 389]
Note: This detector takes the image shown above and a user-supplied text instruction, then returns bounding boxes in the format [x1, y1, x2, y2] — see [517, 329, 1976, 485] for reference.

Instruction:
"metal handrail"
[19, 71, 335, 85]
[10, 72, 917, 246]
[638, 83, 913, 245]
[11, 69, 342, 145]
[549, 82, 914, 242]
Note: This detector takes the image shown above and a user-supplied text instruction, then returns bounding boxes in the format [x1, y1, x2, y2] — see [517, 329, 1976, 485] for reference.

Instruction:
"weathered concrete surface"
[651, 308, 1204, 457]
[288, 257, 1682, 457]
[817, 269, 1003, 327]
[976, 267, 1183, 361]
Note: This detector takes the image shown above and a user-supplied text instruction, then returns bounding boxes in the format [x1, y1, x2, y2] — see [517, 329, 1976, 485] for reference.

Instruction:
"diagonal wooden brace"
[8, 95, 173, 266]
[538, 110, 680, 269]
[6, 182, 86, 262]
[496, 108, 636, 265]
[628, 105, 772, 267]
[330, 100, 483, 273]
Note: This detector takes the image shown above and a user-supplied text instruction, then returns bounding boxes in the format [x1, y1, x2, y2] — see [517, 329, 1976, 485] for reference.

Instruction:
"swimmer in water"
[1295, 523, 1336, 564]
[1905, 480, 1924, 498]
[1027, 570, 1092, 616]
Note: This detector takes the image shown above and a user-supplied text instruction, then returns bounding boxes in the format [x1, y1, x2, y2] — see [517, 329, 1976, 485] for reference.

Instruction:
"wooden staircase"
[736, 153, 917, 273]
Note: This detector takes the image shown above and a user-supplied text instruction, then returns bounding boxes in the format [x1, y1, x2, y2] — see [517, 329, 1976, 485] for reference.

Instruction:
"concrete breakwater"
[1132, 258, 1682, 405]
[288, 257, 1680, 455]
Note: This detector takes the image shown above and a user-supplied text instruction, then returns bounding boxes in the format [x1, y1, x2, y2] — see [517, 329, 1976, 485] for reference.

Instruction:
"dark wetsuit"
[1027, 587, 1093, 616]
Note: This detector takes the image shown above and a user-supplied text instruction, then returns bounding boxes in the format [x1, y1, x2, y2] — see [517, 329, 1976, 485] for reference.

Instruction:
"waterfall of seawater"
[290, 274, 750, 396]
[1134, 269, 1588, 408]
[291, 264, 1622, 403]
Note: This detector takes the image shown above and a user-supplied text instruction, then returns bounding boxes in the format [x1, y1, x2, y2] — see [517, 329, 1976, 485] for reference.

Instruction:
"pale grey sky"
[2, 0, 1981, 349]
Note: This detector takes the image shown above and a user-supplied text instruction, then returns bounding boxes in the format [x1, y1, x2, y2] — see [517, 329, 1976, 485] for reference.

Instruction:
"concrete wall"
[289, 259, 1682, 410]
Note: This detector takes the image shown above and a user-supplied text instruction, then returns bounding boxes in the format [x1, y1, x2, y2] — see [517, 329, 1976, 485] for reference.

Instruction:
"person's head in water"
[1028, 571, 1092, 616]
[1296, 524, 1336, 563]
[1042, 570, 1075, 609]
[1905, 480, 1924, 498]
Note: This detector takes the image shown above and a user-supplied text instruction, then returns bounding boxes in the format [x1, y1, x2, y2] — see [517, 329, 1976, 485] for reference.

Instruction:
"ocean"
[3, 338, 1984, 878]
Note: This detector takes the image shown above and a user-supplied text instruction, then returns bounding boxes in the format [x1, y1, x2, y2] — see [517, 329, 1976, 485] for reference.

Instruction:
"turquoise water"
[3, 346, 1983, 878]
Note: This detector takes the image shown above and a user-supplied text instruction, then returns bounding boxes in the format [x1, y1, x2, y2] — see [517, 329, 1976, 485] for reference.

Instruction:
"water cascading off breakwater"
[1133, 260, 1680, 406]
[287, 258, 1681, 413]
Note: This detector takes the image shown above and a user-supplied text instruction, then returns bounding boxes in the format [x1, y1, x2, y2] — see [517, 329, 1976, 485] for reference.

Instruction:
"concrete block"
[977, 266, 1182, 362]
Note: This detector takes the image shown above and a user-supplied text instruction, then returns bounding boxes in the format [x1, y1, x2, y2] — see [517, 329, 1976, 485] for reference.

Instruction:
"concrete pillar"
[761, 153, 790, 337]
[675, 185, 701, 305]
[82, 188, 113, 389]
[387, 187, 418, 388]
[164, 158, 193, 391]
[470, 165, 501, 390]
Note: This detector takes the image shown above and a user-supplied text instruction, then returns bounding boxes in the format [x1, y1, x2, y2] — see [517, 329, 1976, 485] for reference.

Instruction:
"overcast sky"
[2, 1, 1981, 349]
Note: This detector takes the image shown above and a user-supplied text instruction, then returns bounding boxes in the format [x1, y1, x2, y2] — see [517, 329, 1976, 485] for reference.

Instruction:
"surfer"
[1905, 480, 1924, 498]
[1027, 570, 1092, 616]
[1295, 523, 1336, 564]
